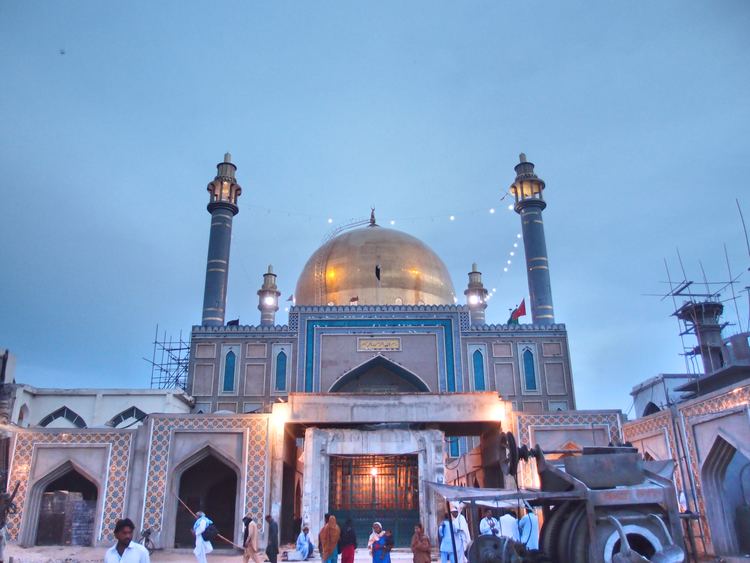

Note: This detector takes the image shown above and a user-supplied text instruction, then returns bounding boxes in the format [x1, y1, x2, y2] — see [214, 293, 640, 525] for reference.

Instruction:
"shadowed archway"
[174, 453, 238, 548]
[701, 434, 750, 556]
[21, 460, 102, 547]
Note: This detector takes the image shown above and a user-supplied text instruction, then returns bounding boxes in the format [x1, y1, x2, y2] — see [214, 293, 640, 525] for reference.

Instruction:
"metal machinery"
[431, 432, 686, 563]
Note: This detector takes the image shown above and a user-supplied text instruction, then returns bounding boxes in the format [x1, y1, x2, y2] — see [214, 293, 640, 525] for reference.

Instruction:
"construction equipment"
[429, 433, 685, 562]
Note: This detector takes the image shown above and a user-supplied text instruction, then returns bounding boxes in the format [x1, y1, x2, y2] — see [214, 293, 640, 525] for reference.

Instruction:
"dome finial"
[370, 207, 377, 226]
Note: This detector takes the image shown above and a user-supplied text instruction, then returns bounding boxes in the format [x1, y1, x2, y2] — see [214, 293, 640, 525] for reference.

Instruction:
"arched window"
[523, 348, 537, 391]
[223, 350, 236, 392]
[472, 349, 486, 391]
[643, 402, 661, 417]
[17, 403, 29, 428]
[38, 406, 87, 428]
[275, 350, 287, 392]
[107, 406, 148, 428]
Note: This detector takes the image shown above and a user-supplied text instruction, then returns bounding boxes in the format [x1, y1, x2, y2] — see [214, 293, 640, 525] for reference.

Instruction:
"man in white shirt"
[104, 518, 151, 563]
[498, 510, 520, 542]
[479, 508, 502, 538]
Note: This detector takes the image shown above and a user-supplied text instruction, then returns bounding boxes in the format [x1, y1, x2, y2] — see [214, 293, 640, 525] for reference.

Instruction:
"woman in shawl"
[192, 511, 214, 563]
[320, 514, 341, 563]
[339, 519, 357, 563]
[242, 515, 262, 563]
[371, 529, 390, 563]
[410, 523, 431, 563]
[368, 522, 384, 554]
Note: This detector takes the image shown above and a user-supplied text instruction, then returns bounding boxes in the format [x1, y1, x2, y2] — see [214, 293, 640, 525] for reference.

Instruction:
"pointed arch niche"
[328, 355, 430, 393]
[20, 459, 103, 547]
[700, 432, 750, 556]
[161, 443, 242, 549]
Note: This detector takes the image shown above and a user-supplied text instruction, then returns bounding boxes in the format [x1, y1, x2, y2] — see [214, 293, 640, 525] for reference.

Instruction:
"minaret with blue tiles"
[201, 153, 242, 326]
[510, 153, 555, 324]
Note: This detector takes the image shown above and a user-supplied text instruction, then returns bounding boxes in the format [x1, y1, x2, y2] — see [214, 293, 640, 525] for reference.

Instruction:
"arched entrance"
[36, 467, 98, 546]
[701, 435, 750, 556]
[175, 454, 238, 548]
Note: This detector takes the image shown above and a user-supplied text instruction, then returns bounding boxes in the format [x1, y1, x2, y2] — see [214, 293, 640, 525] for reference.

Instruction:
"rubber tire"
[539, 502, 573, 562]
[556, 504, 586, 563]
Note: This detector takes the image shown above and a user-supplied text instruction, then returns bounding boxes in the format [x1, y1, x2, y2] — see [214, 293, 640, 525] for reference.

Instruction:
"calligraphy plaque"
[357, 337, 402, 352]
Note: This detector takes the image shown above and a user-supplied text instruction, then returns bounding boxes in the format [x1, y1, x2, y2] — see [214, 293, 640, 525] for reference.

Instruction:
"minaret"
[257, 265, 281, 326]
[201, 153, 242, 326]
[464, 263, 489, 325]
[510, 153, 555, 324]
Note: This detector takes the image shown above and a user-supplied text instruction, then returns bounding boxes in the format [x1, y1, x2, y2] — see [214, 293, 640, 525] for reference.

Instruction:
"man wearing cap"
[446, 504, 470, 563]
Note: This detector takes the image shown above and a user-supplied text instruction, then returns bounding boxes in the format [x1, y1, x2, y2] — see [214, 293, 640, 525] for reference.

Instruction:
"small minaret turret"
[464, 263, 489, 325]
[510, 153, 555, 325]
[201, 153, 242, 326]
[258, 265, 281, 326]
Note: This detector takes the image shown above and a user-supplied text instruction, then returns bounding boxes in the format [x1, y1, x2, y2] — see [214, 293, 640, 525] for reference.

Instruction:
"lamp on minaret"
[201, 153, 242, 326]
[510, 153, 555, 325]
[258, 265, 281, 326]
[464, 263, 489, 325]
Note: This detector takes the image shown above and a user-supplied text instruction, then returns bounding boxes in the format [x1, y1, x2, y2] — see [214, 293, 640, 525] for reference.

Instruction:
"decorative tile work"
[622, 410, 681, 489]
[141, 415, 269, 536]
[6, 430, 133, 543]
[514, 411, 623, 488]
[300, 318, 459, 393]
[516, 410, 623, 446]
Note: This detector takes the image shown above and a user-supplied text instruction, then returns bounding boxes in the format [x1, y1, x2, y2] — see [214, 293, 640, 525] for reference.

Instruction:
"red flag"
[511, 299, 526, 320]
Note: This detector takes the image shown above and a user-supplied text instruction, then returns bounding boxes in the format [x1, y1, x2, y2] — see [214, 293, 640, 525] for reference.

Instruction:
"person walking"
[339, 519, 357, 563]
[243, 515, 263, 563]
[320, 514, 341, 563]
[192, 511, 214, 563]
[104, 518, 151, 563]
[265, 514, 279, 563]
[410, 523, 430, 563]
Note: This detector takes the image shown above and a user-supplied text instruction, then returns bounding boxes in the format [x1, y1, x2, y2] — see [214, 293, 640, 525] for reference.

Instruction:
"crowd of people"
[104, 502, 539, 563]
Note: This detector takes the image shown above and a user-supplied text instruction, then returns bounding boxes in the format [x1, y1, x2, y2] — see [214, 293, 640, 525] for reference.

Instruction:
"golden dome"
[295, 224, 456, 306]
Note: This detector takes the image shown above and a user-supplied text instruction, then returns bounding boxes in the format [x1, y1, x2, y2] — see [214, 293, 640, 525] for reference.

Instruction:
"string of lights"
[244, 199, 517, 226]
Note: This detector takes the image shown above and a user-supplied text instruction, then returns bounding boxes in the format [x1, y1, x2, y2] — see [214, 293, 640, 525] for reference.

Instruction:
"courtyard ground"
[5, 545, 420, 562]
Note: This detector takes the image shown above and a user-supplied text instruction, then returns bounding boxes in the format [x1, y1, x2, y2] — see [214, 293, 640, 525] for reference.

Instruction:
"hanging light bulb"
[327, 218, 333, 224]
[489, 208, 495, 214]
[449, 215, 456, 221]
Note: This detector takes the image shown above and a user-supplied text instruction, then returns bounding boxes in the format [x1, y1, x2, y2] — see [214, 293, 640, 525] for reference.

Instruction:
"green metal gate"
[329, 455, 419, 547]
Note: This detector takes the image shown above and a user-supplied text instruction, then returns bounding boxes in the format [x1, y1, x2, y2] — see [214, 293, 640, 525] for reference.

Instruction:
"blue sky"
[1, 1, 749, 413]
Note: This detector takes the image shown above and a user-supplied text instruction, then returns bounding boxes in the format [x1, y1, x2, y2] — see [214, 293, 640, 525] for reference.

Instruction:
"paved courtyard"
[5, 545, 421, 562]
